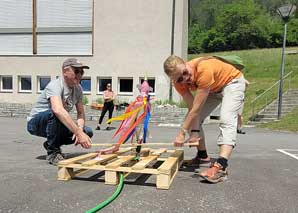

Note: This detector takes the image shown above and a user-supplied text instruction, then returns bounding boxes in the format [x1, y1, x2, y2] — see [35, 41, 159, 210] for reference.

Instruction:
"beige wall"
[0, 0, 188, 104]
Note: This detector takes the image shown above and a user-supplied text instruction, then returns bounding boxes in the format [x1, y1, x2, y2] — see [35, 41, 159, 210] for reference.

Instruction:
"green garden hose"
[85, 173, 125, 213]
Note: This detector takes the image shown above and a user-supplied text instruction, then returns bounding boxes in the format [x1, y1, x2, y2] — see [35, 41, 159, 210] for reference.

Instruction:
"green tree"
[203, 0, 278, 51]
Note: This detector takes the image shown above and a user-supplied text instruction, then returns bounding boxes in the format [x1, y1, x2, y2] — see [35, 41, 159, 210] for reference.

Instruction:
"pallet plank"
[81, 154, 117, 166]
[151, 148, 167, 156]
[156, 150, 184, 189]
[105, 155, 135, 169]
[157, 150, 183, 174]
[58, 153, 98, 165]
[57, 148, 184, 189]
[131, 156, 158, 170]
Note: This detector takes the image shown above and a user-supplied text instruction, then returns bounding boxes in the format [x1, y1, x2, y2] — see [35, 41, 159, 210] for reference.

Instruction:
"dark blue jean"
[27, 110, 93, 155]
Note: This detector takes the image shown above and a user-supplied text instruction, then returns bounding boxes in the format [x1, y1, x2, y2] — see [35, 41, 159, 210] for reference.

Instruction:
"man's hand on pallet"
[72, 130, 92, 149]
[173, 130, 186, 147]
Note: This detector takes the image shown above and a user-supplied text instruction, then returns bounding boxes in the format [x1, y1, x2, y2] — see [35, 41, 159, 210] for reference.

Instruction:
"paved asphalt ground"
[1, 117, 298, 213]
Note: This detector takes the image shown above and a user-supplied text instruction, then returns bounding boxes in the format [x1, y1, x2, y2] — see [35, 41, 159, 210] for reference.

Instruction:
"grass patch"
[258, 108, 298, 132]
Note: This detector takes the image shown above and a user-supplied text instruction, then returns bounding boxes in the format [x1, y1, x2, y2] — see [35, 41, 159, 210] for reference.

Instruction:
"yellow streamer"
[106, 100, 145, 123]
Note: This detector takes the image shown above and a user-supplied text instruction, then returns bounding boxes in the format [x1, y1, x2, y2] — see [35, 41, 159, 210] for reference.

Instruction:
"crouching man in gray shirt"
[27, 58, 93, 165]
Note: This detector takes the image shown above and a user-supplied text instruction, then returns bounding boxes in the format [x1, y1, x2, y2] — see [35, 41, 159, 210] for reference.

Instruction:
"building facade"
[0, 0, 188, 105]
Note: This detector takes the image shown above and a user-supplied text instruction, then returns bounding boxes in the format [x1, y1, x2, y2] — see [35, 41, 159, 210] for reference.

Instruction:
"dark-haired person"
[95, 83, 116, 131]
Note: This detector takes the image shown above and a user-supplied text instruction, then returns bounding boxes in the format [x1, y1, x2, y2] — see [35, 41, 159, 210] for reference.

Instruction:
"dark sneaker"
[46, 152, 65, 166]
[199, 162, 228, 183]
[106, 126, 110, 131]
[43, 141, 49, 150]
[183, 155, 211, 167]
[95, 126, 101, 130]
[237, 129, 246, 134]
[43, 141, 64, 157]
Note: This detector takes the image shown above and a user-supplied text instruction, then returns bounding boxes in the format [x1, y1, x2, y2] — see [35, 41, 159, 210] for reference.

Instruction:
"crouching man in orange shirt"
[163, 55, 246, 183]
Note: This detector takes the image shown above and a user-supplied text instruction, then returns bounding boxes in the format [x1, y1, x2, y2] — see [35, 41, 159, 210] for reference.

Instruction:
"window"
[19, 76, 32, 92]
[80, 77, 91, 94]
[0, 76, 13, 92]
[0, 1, 32, 55]
[36, 0, 93, 55]
[37, 76, 51, 92]
[0, 0, 93, 55]
[140, 77, 155, 94]
[97, 78, 112, 93]
[119, 78, 133, 94]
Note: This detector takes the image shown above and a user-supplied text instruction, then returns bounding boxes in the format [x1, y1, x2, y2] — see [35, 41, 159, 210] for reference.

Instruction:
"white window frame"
[80, 76, 91, 94]
[118, 77, 133, 96]
[0, 0, 94, 56]
[97, 77, 112, 95]
[139, 77, 156, 96]
[37, 76, 51, 93]
[18, 75, 32, 93]
[0, 75, 13, 93]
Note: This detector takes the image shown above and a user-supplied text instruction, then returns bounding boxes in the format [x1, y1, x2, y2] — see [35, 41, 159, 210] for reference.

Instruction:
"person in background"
[96, 83, 116, 130]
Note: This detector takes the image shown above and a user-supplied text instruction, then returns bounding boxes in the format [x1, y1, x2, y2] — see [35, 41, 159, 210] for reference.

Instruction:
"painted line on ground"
[276, 149, 298, 160]
[158, 123, 181, 127]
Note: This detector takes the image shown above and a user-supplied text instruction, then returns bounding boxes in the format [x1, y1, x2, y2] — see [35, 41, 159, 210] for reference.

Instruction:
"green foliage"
[205, 0, 274, 51]
[95, 98, 103, 104]
[287, 18, 298, 45]
[188, 24, 205, 53]
[82, 95, 89, 105]
[189, 0, 298, 53]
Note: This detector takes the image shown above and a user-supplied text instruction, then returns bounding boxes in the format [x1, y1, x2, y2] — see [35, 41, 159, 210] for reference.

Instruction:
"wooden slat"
[62, 163, 159, 175]
[116, 147, 134, 155]
[92, 142, 198, 147]
[58, 153, 98, 165]
[81, 154, 117, 166]
[132, 156, 158, 170]
[105, 156, 135, 169]
[157, 157, 178, 175]
[151, 148, 167, 156]
[171, 149, 184, 167]
[157, 150, 183, 174]
[58, 148, 184, 189]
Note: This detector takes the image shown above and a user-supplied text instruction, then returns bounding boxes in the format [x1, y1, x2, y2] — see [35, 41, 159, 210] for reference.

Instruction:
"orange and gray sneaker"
[183, 155, 211, 167]
[199, 162, 228, 183]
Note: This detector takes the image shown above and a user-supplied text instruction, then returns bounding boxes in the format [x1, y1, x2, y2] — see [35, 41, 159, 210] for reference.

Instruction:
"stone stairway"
[249, 88, 298, 124]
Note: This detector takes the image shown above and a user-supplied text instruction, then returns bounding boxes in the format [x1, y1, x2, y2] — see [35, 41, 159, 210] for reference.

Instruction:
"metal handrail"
[250, 71, 293, 119]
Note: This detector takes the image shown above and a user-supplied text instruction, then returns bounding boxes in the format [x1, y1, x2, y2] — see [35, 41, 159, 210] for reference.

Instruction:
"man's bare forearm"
[54, 109, 82, 134]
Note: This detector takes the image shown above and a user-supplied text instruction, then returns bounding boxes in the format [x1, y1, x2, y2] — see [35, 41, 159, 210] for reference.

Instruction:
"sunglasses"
[175, 69, 189, 83]
[74, 67, 84, 75]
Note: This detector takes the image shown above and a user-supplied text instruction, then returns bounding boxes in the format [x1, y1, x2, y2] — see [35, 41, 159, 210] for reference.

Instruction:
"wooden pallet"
[57, 147, 184, 189]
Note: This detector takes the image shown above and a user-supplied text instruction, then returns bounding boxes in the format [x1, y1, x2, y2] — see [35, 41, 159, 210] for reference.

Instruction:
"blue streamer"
[142, 95, 151, 143]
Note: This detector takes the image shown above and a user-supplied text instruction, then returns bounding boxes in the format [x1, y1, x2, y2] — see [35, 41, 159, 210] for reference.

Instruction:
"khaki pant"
[198, 76, 246, 147]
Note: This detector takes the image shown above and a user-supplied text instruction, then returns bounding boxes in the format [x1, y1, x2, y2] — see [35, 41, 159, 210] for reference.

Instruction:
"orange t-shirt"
[174, 57, 242, 95]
